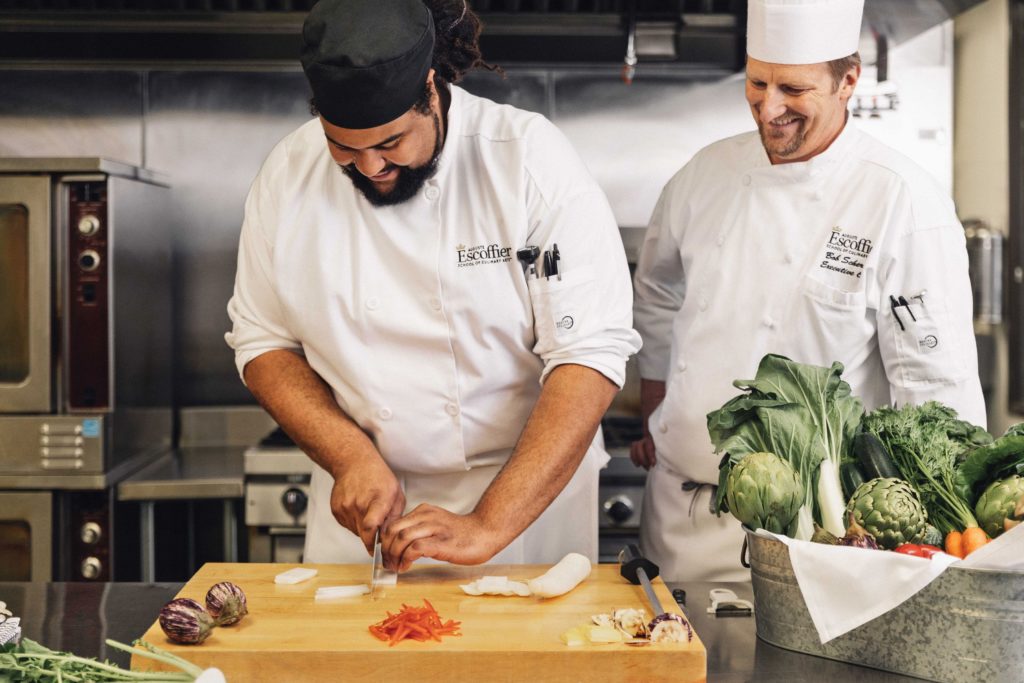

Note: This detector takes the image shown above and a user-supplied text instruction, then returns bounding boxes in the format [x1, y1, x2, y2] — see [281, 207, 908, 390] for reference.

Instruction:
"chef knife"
[370, 528, 384, 599]
[369, 527, 398, 600]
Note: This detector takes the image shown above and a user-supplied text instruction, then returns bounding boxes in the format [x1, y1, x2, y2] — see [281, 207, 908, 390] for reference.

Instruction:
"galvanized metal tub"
[745, 527, 1024, 682]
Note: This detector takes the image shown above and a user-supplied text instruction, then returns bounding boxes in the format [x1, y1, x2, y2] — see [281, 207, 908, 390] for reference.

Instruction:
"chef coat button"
[429, 297, 442, 311]
[762, 315, 776, 329]
[716, 235, 725, 247]
[659, 421, 668, 434]
[365, 297, 379, 310]
[677, 361, 687, 372]
[445, 403, 460, 417]
[378, 407, 393, 420]
[741, 175, 751, 186]
[784, 253, 793, 264]
[424, 185, 440, 201]
[699, 298, 708, 312]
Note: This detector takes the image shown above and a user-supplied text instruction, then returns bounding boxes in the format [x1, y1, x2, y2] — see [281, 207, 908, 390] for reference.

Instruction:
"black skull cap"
[301, 0, 435, 129]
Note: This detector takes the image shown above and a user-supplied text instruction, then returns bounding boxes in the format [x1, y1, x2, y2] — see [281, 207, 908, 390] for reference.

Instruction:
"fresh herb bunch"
[0, 637, 206, 682]
[861, 401, 991, 534]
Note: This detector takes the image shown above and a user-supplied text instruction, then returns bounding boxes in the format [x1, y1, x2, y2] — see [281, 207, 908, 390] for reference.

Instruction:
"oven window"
[0, 521, 32, 581]
[0, 204, 30, 383]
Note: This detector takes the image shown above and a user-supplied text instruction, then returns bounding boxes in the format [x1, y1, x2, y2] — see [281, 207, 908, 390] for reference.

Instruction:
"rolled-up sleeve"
[522, 119, 641, 388]
[224, 156, 303, 383]
[633, 181, 686, 382]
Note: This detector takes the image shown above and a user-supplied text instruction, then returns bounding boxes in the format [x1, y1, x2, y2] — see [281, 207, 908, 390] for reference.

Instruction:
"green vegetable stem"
[0, 637, 204, 682]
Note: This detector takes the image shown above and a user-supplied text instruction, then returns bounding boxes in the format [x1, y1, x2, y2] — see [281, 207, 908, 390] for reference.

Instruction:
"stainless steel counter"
[117, 446, 246, 582]
[117, 446, 245, 501]
[0, 580, 919, 681]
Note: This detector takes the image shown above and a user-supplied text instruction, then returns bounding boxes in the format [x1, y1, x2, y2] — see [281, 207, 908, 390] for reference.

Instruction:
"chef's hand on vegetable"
[328, 454, 406, 555]
[381, 505, 500, 572]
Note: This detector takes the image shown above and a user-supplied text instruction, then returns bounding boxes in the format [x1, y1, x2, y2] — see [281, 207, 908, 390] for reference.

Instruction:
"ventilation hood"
[0, 0, 986, 67]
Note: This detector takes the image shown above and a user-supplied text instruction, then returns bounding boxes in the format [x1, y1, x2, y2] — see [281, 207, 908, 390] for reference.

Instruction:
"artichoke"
[845, 477, 928, 550]
[724, 452, 804, 535]
[975, 475, 1024, 538]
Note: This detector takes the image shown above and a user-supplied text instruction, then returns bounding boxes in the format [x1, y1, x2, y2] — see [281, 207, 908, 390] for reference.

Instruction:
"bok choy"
[709, 354, 863, 539]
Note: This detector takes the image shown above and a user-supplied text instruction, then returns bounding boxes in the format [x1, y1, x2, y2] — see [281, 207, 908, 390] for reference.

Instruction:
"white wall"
[954, 0, 1016, 433]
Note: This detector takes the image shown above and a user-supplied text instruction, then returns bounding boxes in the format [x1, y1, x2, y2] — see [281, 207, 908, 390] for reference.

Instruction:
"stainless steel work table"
[0, 580, 920, 681]
[117, 446, 246, 582]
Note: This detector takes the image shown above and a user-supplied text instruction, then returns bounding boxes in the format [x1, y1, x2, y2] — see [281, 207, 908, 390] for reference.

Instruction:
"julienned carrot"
[944, 530, 964, 559]
[368, 599, 461, 646]
[962, 526, 990, 556]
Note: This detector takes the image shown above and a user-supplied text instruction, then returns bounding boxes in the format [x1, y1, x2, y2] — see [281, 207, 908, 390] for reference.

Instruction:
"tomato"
[893, 543, 943, 558]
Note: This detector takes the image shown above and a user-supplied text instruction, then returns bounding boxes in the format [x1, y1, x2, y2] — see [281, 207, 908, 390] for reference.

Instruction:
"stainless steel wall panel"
[551, 69, 744, 227]
[145, 70, 311, 405]
[0, 71, 143, 166]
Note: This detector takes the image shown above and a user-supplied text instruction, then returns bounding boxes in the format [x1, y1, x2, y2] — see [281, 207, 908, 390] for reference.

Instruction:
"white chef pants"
[639, 460, 749, 583]
[304, 445, 603, 565]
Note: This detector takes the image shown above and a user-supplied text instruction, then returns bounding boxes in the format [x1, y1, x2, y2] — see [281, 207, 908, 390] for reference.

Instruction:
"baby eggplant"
[159, 598, 215, 645]
[205, 581, 248, 626]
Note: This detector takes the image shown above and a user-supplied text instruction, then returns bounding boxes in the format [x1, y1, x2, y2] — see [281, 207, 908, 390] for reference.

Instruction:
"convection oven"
[0, 158, 174, 581]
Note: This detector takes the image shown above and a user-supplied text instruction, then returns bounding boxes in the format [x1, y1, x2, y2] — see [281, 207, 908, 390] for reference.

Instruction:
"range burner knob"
[603, 495, 634, 525]
[281, 487, 308, 518]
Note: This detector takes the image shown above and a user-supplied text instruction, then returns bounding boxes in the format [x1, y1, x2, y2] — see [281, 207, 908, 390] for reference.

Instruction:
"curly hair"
[422, 0, 503, 85]
[309, 0, 503, 119]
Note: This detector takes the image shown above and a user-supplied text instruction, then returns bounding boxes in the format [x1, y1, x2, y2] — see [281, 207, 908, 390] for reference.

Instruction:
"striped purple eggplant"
[159, 598, 215, 644]
[205, 581, 248, 626]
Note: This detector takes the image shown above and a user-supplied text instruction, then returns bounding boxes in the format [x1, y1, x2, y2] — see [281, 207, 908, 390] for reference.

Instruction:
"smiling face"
[320, 72, 444, 206]
[745, 56, 859, 164]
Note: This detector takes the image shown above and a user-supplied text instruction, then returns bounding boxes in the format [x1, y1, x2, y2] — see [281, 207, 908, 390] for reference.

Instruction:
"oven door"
[0, 491, 53, 581]
[0, 175, 53, 413]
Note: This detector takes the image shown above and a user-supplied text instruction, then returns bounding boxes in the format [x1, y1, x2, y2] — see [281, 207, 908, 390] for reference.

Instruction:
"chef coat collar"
[747, 116, 858, 185]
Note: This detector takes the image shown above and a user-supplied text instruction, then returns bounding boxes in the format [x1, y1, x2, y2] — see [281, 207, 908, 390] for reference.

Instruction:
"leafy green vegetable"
[954, 427, 1024, 506]
[861, 401, 990, 534]
[709, 354, 864, 539]
[0, 637, 202, 682]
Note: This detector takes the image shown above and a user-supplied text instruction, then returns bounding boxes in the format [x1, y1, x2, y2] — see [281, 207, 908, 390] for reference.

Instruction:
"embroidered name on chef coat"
[456, 243, 514, 268]
[817, 226, 873, 279]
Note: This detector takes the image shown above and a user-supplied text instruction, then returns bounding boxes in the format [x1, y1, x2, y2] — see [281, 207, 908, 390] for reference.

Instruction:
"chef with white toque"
[630, 0, 986, 582]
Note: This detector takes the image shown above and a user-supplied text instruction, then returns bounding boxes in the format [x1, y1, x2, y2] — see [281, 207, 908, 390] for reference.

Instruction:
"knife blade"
[370, 528, 384, 599]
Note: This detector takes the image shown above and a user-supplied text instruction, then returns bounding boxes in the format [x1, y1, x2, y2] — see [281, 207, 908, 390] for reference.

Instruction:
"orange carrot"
[962, 526, 990, 556]
[944, 530, 964, 559]
[368, 599, 461, 646]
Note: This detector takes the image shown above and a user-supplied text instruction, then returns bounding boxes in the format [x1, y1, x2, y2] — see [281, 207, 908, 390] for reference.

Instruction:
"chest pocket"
[889, 295, 967, 384]
[527, 264, 597, 353]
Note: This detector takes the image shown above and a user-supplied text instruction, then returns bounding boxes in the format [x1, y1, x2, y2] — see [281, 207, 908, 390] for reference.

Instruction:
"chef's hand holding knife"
[328, 453, 407, 556]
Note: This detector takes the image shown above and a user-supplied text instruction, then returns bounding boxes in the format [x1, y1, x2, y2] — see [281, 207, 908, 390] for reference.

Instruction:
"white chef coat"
[633, 120, 986, 582]
[226, 85, 641, 565]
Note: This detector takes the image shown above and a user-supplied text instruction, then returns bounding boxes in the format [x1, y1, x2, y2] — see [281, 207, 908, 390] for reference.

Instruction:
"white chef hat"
[747, 0, 864, 65]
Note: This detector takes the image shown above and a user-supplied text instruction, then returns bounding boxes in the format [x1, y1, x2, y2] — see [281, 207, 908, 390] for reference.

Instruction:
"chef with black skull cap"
[226, 0, 640, 571]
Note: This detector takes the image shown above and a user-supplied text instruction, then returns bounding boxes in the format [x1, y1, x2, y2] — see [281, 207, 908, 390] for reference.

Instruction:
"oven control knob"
[603, 495, 634, 525]
[282, 487, 308, 518]
[78, 215, 101, 236]
[81, 556, 102, 580]
[78, 249, 101, 272]
[80, 521, 102, 545]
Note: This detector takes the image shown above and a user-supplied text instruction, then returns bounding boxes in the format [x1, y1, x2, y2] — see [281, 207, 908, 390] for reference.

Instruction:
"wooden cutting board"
[132, 562, 706, 682]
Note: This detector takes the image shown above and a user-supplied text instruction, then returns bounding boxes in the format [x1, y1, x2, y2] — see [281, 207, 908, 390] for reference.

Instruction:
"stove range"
[243, 417, 648, 563]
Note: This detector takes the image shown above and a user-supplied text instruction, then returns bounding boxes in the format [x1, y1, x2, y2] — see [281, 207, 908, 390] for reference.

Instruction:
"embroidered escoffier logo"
[819, 226, 873, 279]
[456, 243, 513, 268]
